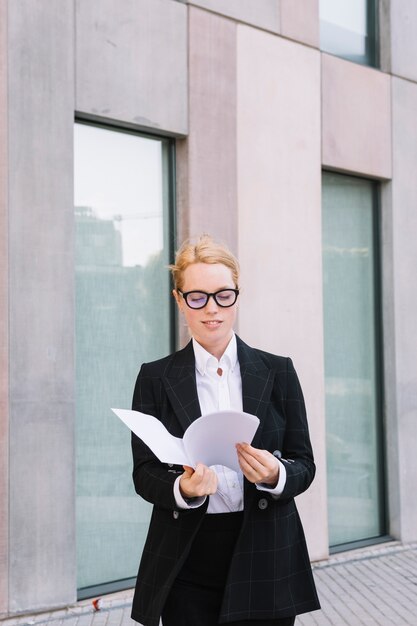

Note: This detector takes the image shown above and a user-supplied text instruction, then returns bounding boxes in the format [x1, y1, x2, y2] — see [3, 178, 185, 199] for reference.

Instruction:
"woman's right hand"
[179, 464, 218, 498]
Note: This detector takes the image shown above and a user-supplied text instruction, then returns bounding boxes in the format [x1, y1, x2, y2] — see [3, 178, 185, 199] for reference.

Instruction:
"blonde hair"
[170, 235, 240, 291]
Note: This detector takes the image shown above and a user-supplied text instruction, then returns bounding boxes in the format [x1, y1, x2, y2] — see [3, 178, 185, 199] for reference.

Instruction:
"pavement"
[1, 541, 416, 626]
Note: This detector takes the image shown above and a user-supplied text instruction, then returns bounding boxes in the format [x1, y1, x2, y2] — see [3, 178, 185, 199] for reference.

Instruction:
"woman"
[131, 235, 320, 626]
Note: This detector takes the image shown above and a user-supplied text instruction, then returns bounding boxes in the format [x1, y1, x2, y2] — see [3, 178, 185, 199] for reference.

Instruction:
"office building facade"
[1, 0, 417, 617]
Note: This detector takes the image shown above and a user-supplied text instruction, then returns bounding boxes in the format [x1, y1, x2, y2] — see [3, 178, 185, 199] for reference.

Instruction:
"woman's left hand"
[236, 443, 279, 487]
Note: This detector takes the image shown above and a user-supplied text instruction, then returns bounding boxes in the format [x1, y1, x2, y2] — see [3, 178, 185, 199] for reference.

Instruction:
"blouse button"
[173, 510, 179, 520]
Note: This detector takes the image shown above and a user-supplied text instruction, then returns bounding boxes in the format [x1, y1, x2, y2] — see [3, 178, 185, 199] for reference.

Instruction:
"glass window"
[320, 0, 378, 67]
[322, 172, 385, 548]
[74, 122, 173, 593]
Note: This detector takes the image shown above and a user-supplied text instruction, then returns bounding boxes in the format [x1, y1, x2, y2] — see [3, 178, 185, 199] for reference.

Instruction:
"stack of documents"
[112, 408, 260, 473]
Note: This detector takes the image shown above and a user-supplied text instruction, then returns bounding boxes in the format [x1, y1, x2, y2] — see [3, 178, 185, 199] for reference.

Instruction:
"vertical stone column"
[7, 0, 76, 612]
[0, 0, 9, 615]
[176, 7, 238, 249]
[176, 6, 238, 345]
[385, 76, 417, 542]
[237, 25, 327, 560]
[380, 0, 417, 544]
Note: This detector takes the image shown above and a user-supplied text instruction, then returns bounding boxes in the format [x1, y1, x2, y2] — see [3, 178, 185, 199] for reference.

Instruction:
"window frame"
[319, 0, 380, 68]
[74, 117, 177, 599]
[322, 171, 388, 552]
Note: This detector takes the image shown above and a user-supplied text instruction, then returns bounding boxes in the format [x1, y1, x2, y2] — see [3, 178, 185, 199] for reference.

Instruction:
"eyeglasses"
[178, 288, 239, 309]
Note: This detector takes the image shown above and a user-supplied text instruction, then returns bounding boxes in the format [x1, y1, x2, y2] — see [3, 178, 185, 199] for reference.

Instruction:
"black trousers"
[161, 512, 296, 626]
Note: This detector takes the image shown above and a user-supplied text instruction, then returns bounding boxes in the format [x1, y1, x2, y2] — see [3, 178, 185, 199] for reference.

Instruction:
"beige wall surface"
[176, 6, 238, 347]
[8, 0, 76, 612]
[322, 54, 392, 179]
[76, 0, 188, 135]
[179, 0, 320, 47]
[177, 0, 280, 33]
[177, 7, 238, 250]
[280, 0, 319, 47]
[386, 76, 417, 542]
[0, 0, 8, 615]
[236, 25, 327, 561]
[390, 0, 417, 82]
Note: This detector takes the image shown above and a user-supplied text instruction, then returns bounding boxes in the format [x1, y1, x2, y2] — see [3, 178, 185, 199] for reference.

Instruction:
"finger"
[236, 443, 260, 463]
[237, 443, 269, 463]
[189, 467, 217, 496]
[189, 464, 211, 489]
[237, 454, 261, 482]
[237, 450, 260, 473]
[197, 467, 216, 491]
[237, 450, 278, 484]
[193, 463, 206, 480]
[237, 445, 277, 473]
[237, 448, 266, 473]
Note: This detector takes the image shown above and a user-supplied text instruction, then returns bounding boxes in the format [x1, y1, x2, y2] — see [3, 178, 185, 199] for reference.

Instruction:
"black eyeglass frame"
[178, 288, 240, 309]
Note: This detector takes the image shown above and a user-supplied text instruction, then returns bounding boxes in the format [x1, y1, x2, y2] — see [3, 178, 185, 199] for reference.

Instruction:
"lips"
[202, 320, 222, 326]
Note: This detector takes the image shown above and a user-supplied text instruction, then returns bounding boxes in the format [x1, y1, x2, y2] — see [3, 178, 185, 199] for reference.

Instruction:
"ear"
[172, 289, 183, 312]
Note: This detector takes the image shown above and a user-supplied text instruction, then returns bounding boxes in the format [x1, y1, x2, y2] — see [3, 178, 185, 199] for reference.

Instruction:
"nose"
[204, 294, 219, 313]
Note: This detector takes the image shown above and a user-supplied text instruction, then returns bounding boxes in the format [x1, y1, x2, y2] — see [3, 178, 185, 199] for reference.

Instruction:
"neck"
[194, 333, 233, 361]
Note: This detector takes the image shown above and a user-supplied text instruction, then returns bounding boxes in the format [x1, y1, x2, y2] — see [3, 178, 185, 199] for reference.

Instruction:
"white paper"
[183, 410, 260, 472]
[112, 408, 260, 472]
[112, 408, 189, 466]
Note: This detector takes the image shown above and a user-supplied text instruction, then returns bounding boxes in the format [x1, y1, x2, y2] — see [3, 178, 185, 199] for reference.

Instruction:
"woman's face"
[174, 262, 238, 359]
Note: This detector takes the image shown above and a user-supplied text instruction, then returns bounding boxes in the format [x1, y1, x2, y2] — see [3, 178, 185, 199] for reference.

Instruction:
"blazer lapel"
[161, 336, 275, 441]
[237, 336, 275, 448]
[162, 340, 202, 433]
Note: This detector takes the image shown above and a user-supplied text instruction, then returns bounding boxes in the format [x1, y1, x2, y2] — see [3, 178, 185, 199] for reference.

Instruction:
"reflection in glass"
[320, 0, 378, 67]
[74, 123, 172, 591]
[322, 172, 384, 547]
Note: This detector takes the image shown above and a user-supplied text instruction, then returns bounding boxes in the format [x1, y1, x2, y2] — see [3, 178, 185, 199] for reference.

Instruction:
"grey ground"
[2, 542, 416, 626]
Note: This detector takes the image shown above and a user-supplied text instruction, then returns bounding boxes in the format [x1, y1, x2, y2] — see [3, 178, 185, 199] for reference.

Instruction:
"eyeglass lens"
[185, 290, 238, 309]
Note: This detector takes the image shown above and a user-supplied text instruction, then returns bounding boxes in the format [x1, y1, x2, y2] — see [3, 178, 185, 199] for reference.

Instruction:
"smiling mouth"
[202, 320, 222, 326]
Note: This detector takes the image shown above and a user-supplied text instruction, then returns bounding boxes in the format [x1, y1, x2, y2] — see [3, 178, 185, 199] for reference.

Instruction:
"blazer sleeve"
[130, 363, 181, 511]
[278, 357, 316, 501]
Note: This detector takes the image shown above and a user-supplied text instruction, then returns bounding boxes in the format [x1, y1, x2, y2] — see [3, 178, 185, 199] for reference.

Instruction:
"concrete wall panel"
[237, 26, 327, 561]
[76, 0, 187, 135]
[280, 0, 319, 47]
[8, 0, 76, 612]
[0, 0, 9, 616]
[384, 77, 417, 542]
[390, 0, 417, 82]
[379, 0, 392, 74]
[322, 54, 392, 179]
[178, 0, 280, 33]
[176, 7, 237, 259]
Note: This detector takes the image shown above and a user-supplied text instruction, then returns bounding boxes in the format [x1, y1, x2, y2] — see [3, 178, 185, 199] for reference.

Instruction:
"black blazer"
[130, 336, 320, 626]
